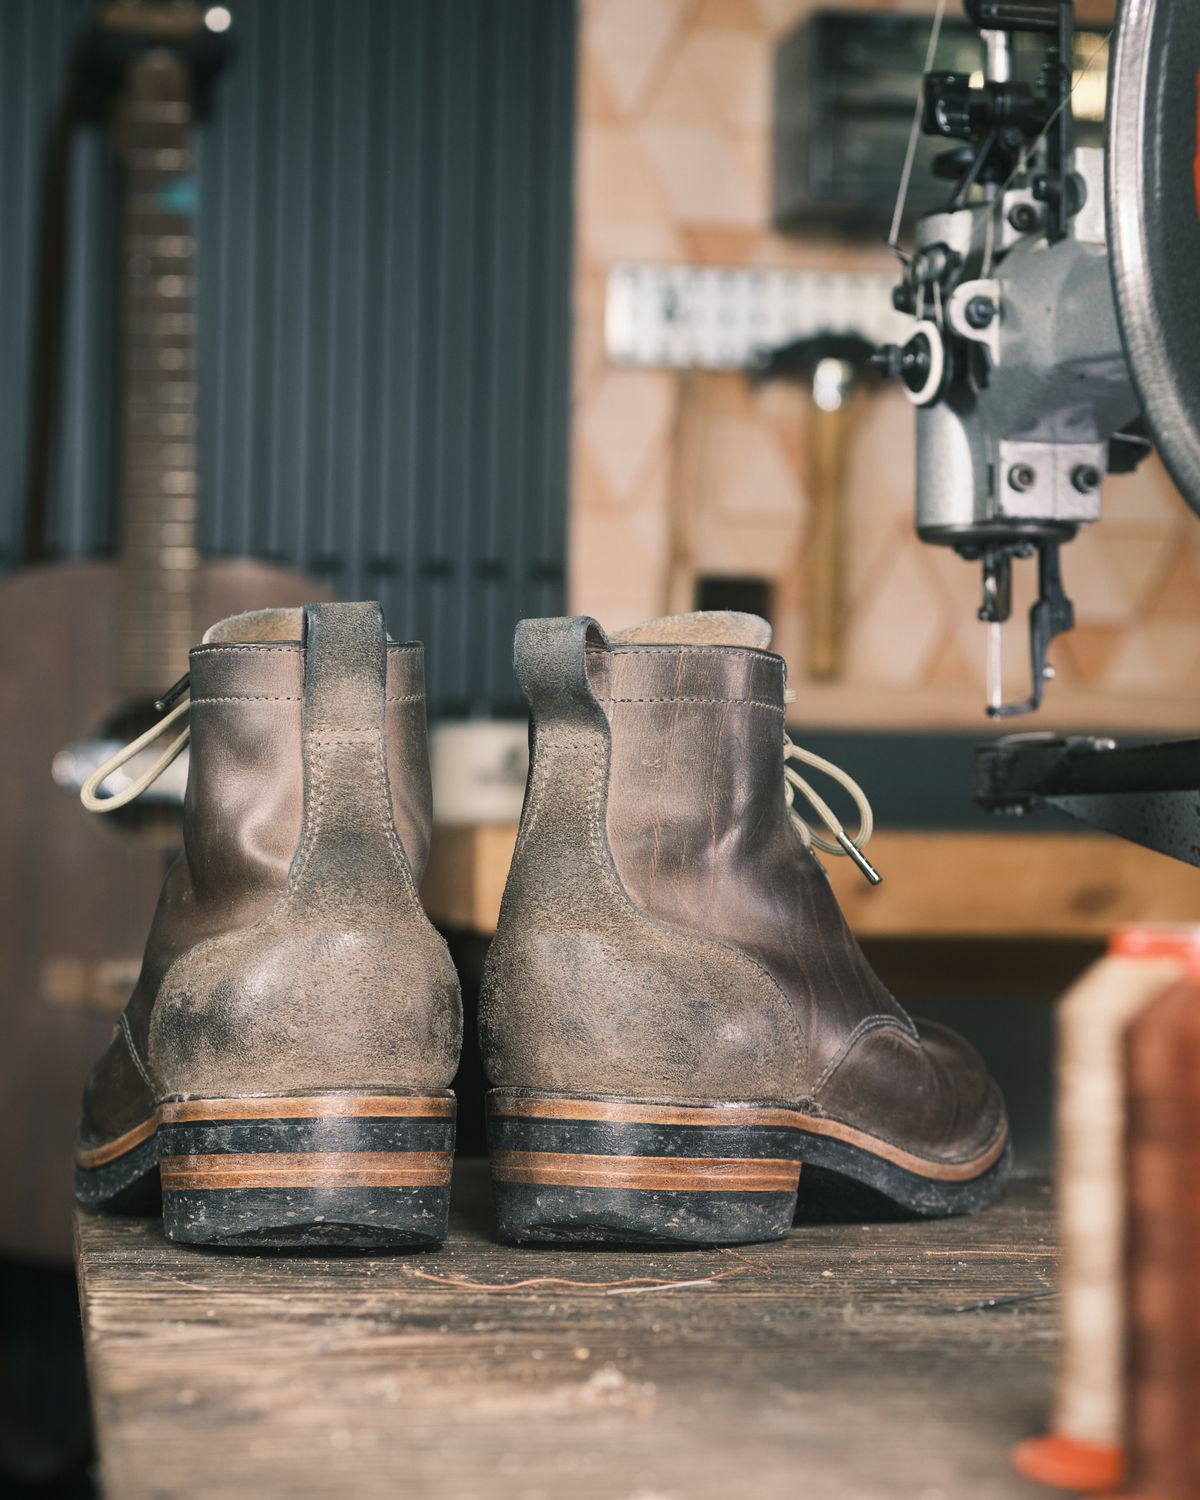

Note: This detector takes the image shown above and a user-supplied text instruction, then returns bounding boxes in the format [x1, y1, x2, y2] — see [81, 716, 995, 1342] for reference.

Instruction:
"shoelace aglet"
[836, 830, 882, 886]
[154, 672, 190, 714]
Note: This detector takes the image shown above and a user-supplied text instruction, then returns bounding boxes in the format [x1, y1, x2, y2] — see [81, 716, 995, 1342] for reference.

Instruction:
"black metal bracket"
[974, 733, 1200, 866]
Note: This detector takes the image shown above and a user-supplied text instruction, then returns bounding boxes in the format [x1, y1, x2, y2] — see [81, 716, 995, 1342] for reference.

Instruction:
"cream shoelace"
[783, 699, 881, 884]
[79, 680, 191, 814]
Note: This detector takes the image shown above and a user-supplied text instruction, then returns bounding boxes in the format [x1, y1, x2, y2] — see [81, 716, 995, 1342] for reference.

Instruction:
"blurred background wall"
[569, 0, 1200, 733]
[0, 0, 575, 719]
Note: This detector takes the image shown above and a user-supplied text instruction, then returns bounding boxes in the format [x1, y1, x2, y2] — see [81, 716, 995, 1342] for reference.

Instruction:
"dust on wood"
[76, 1161, 1058, 1500]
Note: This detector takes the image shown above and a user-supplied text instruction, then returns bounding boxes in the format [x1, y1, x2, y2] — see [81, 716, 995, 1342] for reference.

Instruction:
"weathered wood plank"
[77, 1164, 1058, 1499]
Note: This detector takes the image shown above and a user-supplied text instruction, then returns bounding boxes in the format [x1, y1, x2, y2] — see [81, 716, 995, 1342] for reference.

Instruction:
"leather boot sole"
[487, 1091, 1011, 1246]
[74, 1093, 455, 1249]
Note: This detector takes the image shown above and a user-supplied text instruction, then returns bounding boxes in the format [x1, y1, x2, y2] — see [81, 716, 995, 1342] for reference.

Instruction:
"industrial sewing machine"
[871, 0, 1200, 865]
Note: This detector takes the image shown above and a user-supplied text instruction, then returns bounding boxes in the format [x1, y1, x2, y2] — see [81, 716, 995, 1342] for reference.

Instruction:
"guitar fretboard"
[117, 49, 199, 698]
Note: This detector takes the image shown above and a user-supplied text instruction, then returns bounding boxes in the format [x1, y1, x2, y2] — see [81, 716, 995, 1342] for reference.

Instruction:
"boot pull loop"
[782, 691, 881, 885]
[293, 601, 414, 888]
[80, 697, 191, 813]
[301, 602, 388, 734]
[513, 616, 612, 731]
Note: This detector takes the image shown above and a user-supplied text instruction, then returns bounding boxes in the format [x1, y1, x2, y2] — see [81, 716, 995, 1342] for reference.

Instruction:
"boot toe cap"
[812, 1015, 1008, 1176]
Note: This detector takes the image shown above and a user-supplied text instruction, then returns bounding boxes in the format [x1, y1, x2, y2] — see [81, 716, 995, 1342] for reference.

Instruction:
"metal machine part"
[1107, 0, 1200, 517]
[976, 734, 1200, 868]
[874, 0, 1149, 717]
[869, 0, 1200, 867]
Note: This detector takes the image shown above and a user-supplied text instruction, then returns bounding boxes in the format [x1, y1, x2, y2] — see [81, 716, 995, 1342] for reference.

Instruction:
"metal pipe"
[981, 28, 1011, 82]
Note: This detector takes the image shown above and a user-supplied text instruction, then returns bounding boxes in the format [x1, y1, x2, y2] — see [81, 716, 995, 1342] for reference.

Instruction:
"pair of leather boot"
[76, 602, 1009, 1249]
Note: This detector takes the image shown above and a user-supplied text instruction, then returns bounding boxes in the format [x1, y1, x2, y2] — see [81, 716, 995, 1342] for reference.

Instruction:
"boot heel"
[158, 1093, 455, 1248]
[487, 1090, 801, 1246]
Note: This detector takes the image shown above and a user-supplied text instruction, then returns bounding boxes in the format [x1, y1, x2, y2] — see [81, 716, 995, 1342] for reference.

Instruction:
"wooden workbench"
[77, 1162, 1058, 1499]
[422, 824, 1200, 938]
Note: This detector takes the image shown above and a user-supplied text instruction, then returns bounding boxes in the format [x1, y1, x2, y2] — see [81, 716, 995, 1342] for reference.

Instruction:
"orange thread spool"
[1117, 959, 1200, 1499]
[1015, 926, 1200, 1493]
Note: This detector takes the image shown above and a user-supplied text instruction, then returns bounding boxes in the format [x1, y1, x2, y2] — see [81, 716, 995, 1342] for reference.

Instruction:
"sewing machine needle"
[987, 620, 1003, 713]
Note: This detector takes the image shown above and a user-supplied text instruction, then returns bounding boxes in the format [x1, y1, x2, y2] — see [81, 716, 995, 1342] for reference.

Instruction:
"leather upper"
[481, 614, 1007, 1174]
[78, 603, 461, 1148]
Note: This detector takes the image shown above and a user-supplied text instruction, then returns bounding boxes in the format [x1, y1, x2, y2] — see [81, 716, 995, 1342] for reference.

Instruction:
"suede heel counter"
[147, 908, 461, 1098]
[480, 920, 802, 1102]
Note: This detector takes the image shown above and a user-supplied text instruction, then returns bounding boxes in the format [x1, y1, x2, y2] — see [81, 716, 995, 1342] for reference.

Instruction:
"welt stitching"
[529, 731, 593, 860]
[385, 693, 424, 703]
[301, 709, 418, 899]
[374, 738, 420, 898]
[587, 740, 607, 876]
[610, 696, 782, 712]
[288, 746, 327, 891]
[611, 646, 783, 666]
[191, 643, 420, 657]
[190, 695, 302, 703]
[512, 742, 547, 865]
[191, 645, 299, 657]
[536, 736, 593, 752]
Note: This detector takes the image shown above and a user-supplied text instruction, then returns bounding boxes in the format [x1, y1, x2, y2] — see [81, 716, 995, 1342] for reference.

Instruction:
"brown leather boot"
[74, 603, 462, 1248]
[480, 612, 1009, 1246]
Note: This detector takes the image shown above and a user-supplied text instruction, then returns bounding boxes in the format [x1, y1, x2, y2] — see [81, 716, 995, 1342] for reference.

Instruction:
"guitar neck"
[116, 49, 200, 698]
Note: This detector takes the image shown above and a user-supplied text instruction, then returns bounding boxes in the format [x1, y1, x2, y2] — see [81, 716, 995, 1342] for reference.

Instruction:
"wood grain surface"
[422, 824, 1200, 939]
[77, 1161, 1058, 1500]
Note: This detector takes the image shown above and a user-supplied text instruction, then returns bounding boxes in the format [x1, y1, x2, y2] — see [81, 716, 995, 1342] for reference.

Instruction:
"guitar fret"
[121, 490, 198, 505]
[125, 352, 196, 375]
[121, 496, 198, 513]
[121, 489, 199, 503]
[121, 531, 197, 545]
[123, 100, 189, 120]
[125, 471, 198, 496]
[126, 441, 196, 462]
[123, 218, 195, 238]
[123, 345, 195, 361]
[126, 342, 195, 358]
[124, 147, 190, 167]
[125, 231, 194, 251]
[125, 394, 196, 405]
[123, 416, 196, 438]
[150, 275, 192, 297]
[127, 255, 194, 275]
[146, 316, 195, 337]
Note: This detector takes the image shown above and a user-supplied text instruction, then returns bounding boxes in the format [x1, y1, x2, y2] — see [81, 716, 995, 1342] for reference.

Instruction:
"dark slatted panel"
[0, 0, 575, 718]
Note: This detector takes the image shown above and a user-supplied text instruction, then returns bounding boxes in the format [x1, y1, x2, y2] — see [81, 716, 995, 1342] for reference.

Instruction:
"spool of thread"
[1118, 958, 1200, 1499]
[1013, 926, 1200, 1493]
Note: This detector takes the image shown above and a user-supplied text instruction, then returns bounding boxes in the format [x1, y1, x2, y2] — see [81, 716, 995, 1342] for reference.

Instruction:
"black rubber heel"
[487, 1090, 802, 1247]
[155, 1093, 456, 1249]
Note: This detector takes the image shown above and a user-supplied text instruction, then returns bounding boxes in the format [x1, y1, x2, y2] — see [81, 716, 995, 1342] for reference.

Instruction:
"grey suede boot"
[74, 602, 462, 1248]
[480, 612, 1009, 1246]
